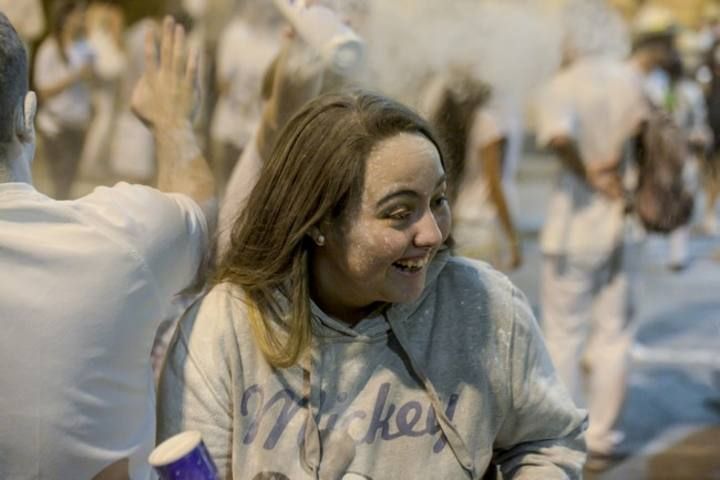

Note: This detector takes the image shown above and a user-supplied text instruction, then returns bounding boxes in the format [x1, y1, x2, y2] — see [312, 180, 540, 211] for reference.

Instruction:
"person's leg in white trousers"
[541, 246, 635, 455]
[668, 225, 690, 271]
[541, 255, 593, 408]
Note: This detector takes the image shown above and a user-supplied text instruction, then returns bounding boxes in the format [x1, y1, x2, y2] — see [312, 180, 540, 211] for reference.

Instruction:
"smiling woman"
[157, 91, 588, 479]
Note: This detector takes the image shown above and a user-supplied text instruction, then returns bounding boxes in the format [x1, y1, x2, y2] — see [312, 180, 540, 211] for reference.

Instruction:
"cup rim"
[148, 430, 203, 466]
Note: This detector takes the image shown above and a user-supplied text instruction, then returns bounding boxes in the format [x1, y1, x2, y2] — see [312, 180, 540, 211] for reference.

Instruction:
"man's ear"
[16, 91, 37, 143]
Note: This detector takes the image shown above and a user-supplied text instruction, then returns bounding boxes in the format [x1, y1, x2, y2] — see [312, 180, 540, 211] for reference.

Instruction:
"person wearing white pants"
[541, 239, 641, 456]
[534, 28, 672, 467]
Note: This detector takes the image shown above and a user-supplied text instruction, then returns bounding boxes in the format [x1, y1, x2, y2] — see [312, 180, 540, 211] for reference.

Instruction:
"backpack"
[633, 110, 694, 233]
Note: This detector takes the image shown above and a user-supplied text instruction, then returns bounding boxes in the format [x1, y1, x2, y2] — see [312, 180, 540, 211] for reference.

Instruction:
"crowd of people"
[1, 0, 719, 479]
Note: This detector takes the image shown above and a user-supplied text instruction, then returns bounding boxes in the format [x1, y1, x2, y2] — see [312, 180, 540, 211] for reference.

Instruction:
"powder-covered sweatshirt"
[157, 251, 587, 479]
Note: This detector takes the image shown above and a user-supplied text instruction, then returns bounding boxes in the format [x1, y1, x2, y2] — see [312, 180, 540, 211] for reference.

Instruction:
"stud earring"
[316, 234, 326, 246]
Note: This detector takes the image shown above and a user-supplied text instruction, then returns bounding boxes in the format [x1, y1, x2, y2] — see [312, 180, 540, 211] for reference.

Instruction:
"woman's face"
[312, 132, 451, 319]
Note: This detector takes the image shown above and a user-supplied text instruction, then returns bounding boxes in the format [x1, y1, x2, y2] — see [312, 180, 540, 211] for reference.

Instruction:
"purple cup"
[149, 431, 220, 480]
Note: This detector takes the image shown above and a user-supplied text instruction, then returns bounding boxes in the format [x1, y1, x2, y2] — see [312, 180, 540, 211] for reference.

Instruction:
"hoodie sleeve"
[493, 285, 587, 479]
[157, 286, 238, 478]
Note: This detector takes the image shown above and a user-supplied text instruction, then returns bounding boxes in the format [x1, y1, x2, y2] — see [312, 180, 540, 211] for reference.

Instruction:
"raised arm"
[131, 17, 216, 226]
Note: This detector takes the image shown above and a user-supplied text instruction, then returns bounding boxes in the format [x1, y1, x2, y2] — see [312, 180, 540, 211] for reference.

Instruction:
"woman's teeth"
[393, 255, 429, 272]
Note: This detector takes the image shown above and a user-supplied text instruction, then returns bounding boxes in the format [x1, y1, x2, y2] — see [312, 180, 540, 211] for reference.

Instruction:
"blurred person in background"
[33, 0, 94, 199]
[108, 15, 159, 185]
[210, 1, 281, 195]
[423, 69, 523, 271]
[78, 0, 127, 182]
[702, 39, 720, 235]
[181, 0, 234, 151]
[533, 6, 676, 470]
[646, 43, 712, 270]
[0, 15, 215, 478]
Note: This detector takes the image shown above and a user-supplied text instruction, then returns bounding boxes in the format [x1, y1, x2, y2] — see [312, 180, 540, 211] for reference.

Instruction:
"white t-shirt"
[534, 56, 648, 261]
[34, 37, 93, 132]
[0, 182, 208, 479]
[453, 99, 524, 225]
[210, 19, 279, 148]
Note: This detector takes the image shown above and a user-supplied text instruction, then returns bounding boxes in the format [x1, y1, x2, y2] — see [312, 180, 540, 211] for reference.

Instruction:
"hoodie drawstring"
[387, 315, 480, 479]
[300, 358, 322, 477]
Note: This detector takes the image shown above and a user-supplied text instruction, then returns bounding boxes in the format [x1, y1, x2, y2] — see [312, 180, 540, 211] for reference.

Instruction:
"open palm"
[131, 17, 199, 131]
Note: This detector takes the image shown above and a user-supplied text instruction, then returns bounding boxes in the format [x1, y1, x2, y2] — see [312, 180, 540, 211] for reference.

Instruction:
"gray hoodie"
[157, 250, 587, 479]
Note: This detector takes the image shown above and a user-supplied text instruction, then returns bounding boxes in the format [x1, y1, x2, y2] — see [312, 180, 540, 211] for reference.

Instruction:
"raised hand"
[131, 16, 199, 132]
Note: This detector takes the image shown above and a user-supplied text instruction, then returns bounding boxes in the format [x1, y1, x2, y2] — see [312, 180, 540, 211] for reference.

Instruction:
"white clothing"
[454, 100, 524, 222]
[217, 132, 263, 255]
[453, 109, 500, 227]
[79, 27, 128, 178]
[452, 99, 524, 264]
[540, 241, 641, 454]
[534, 57, 648, 263]
[0, 182, 208, 479]
[34, 38, 93, 133]
[452, 108, 505, 262]
[88, 28, 126, 81]
[0, 0, 45, 43]
[534, 56, 648, 454]
[210, 19, 278, 149]
[668, 225, 690, 267]
[478, 96, 525, 190]
[110, 20, 157, 181]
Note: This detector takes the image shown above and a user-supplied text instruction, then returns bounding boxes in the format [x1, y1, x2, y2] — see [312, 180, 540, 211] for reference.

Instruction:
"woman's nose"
[414, 210, 443, 248]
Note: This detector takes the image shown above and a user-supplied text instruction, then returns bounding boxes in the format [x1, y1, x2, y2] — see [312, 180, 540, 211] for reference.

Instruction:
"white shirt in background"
[34, 37, 93, 134]
[453, 97, 524, 225]
[534, 56, 648, 262]
[211, 18, 279, 149]
[0, 182, 208, 479]
[110, 19, 157, 181]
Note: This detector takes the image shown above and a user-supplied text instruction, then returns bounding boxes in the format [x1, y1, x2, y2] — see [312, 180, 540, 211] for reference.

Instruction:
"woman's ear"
[308, 226, 326, 247]
[16, 92, 37, 144]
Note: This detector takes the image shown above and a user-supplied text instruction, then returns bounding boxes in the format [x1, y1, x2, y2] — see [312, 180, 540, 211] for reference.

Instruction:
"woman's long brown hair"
[216, 91, 443, 368]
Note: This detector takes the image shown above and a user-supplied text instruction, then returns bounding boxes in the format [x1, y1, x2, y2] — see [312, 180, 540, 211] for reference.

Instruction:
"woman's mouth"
[392, 252, 431, 274]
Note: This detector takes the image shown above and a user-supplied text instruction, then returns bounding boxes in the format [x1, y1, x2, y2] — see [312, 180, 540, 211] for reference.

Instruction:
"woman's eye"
[432, 195, 449, 208]
[388, 210, 412, 221]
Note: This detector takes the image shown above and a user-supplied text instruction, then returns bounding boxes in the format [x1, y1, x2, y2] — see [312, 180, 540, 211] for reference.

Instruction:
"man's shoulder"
[67, 183, 207, 264]
[73, 183, 195, 221]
